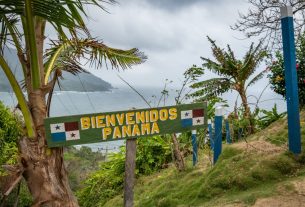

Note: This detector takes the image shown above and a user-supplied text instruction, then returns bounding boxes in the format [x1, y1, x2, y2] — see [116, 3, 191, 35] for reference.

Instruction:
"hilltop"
[103, 110, 305, 207]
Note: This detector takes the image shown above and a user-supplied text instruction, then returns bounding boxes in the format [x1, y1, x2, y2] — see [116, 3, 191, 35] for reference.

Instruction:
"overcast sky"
[83, 0, 259, 88]
[75, 0, 285, 111]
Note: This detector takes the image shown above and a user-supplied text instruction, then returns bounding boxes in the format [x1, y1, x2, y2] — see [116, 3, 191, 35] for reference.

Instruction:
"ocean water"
[0, 86, 286, 152]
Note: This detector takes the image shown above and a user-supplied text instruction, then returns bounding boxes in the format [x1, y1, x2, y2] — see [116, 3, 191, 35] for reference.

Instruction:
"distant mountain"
[0, 48, 113, 92]
[53, 71, 113, 92]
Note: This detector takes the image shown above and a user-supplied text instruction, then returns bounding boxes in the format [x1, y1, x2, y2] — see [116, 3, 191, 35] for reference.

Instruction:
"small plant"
[258, 104, 286, 129]
[227, 109, 253, 141]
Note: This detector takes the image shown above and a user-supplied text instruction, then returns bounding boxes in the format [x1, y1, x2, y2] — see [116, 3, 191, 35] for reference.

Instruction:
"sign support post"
[280, 6, 301, 154]
[124, 139, 136, 207]
[213, 107, 223, 164]
[191, 130, 198, 166]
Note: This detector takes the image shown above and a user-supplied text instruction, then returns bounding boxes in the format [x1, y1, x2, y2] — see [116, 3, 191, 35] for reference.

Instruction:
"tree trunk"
[171, 134, 185, 171]
[124, 139, 136, 207]
[239, 90, 255, 134]
[239, 90, 250, 118]
[20, 89, 78, 207]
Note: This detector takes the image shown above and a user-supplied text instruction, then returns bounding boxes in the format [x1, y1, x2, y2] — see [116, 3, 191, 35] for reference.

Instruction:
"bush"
[0, 102, 21, 174]
[64, 146, 106, 191]
[0, 102, 32, 206]
[136, 136, 172, 175]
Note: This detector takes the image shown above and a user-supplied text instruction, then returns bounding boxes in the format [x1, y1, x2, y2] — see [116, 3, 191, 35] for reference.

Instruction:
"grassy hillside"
[103, 110, 305, 207]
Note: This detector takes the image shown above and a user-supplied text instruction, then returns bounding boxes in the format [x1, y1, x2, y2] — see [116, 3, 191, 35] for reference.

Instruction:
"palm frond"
[0, 0, 116, 38]
[246, 68, 268, 90]
[44, 38, 146, 83]
[240, 41, 267, 80]
[0, 14, 21, 53]
[190, 78, 232, 99]
[203, 37, 239, 78]
[227, 44, 236, 62]
[225, 56, 239, 77]
[201, 57, 235, 78]
[207, 36, 226, 64]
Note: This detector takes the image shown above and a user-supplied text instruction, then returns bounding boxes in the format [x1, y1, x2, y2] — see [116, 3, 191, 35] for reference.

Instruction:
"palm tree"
[0, 0, 145, 206]
[190, 37, 267, 133]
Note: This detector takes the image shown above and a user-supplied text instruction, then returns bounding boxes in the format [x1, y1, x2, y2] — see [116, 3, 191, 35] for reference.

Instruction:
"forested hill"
[0, 48, 113, 92]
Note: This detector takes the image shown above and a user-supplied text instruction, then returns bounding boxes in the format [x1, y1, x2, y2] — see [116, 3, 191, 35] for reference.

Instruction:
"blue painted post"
[214, 107, 223, 164]
[191, 130, 198, 166]
[281, 6, 301, 154]
[208, 119, 214, 150]
[225, 119, 230, 143]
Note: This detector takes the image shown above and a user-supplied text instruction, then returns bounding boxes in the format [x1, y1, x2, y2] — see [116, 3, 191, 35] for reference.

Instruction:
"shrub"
[0, 102, 21, 174]
[0, 102, 32, 206]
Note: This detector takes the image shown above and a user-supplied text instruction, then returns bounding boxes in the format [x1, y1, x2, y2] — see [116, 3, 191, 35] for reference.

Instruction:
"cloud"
[135, 0, 203, 11]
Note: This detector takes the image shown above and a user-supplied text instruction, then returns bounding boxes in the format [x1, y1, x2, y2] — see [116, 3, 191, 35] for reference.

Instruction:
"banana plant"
[258, 104, 286, 129]
[190, 36, 268, 133]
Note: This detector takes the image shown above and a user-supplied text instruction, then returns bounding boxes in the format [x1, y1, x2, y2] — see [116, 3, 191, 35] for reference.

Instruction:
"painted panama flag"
[50, 122, 80, 142]
[181, 108, 204, 127]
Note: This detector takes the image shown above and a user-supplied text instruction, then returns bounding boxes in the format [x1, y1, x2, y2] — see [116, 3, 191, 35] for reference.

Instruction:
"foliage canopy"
[190, 37, 268, 120]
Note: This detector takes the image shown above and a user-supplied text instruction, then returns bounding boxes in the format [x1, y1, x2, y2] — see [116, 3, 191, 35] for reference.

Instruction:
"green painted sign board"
[44, 103, 207, 147]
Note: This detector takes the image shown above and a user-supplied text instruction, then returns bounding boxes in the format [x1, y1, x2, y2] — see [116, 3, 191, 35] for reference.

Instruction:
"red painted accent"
[192, 109, 204, 118]
[65, 122, 79, 131]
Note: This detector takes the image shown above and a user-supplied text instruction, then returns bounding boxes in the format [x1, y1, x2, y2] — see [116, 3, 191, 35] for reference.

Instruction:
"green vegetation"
[97, 110, 305, 207]
[257, 104, 286, 129]
[188, 37, 268, 138]
[104, 149, 305, 207]
[190, 37, 267, 120]
[77, 136, 173, 206]
[0, 102, 21, 175]
[0, 69, 303, 207]
[0, 102, 32, 206]
[4, 144, 114, 206]
[1, 181, 33, 207]
[64, 146, 106, 191]
[0, 1, 304, 206]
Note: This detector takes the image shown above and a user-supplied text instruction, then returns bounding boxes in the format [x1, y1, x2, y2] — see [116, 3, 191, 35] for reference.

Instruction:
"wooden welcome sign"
[44, 103, 207, 147]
